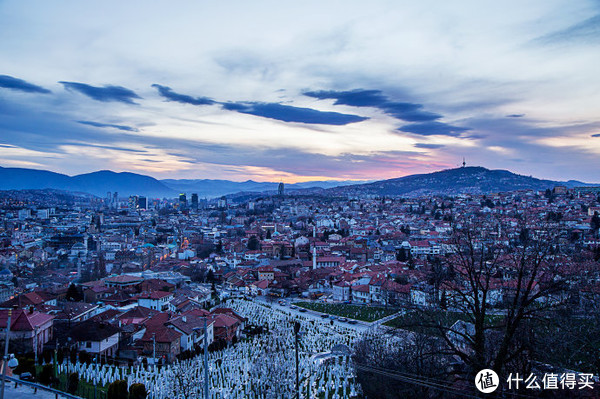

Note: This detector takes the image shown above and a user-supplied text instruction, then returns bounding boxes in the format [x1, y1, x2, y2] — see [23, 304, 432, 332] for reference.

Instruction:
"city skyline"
[1, 0, 599, 183]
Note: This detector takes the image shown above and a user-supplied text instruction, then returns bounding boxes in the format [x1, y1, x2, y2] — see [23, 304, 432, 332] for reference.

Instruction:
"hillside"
[327, 166, 591, 197]
[0, 167, 174, 197]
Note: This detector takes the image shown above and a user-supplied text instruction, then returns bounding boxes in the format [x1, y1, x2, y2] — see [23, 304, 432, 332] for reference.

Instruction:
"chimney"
[182, 315, 187, 323]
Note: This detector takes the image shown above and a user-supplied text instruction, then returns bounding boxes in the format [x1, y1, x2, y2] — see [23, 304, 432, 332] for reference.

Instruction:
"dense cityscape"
[0, 178, 599, 397]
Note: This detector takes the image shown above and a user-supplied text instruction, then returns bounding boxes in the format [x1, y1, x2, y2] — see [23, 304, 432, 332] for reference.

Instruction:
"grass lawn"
[383, 310, 504, 336]
[295, 301, 398, 322]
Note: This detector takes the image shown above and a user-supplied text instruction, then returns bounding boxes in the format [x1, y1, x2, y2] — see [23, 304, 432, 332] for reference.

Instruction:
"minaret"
[313, 225, 316, 238]
[312, 247, 317, 270]
[462, 157, 466, 168]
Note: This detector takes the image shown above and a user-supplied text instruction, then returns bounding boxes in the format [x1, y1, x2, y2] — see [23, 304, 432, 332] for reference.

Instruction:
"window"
[86, 342, 92, 348]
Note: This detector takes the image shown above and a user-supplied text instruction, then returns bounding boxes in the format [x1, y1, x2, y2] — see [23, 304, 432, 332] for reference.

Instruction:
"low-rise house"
[332, 281, 351, 302]
[68, 320, 120, 358]
[167, 314, 215, 351]
[249, 280, 270, 296]
[0, 308, 54, 354]
[351, 284, 370, 304]
[140, 326, 181, 363]
[137, 291, 174, 311]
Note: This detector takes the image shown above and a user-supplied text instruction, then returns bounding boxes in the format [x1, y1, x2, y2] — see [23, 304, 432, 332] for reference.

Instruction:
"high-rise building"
[128, 195, 138, 210]
[278, 182, 284, 196]
[218, 196, 227, 209]
[138, 196, 147, 210]
[191, 193, 198, 210]
[179, 193, 187, 210]
[113, 192, 118, 208]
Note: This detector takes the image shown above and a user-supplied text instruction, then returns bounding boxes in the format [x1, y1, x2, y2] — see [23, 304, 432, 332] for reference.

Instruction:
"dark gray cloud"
[222, 102, 368, 125]
[398, 121, 471, 137]
[414, 143, 445, 149]
[60, 81, 141, 104]
[506, 114, 525, 118]
[304, 89, 387, 107]
[152, 84, 215, 105]
[304, 89, 441, 122]
[77, 120, 139, 132]
[149, 85, 366, 125]
[0, 75, 51, 94]
[535, 14, 600, 44]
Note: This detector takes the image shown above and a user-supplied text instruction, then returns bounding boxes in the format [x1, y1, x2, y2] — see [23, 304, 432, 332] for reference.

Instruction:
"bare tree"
[353, 330, 452, 399]
[164, 359, 203, 399]
[392, 216, 575, 391]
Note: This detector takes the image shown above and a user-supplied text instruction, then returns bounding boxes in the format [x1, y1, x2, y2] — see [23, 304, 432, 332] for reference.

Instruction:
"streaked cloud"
[414, 143, 446, 149]
[0, 74, 51, 94]
[535, 14, 600, 45]
[152, 84, 215, 106]
[221, 101, 368, 125]
[77, 120, 139, 132]
[60, 81, 141, 104]
[398, 121, 471, 137]
[304, 89, 441, 122]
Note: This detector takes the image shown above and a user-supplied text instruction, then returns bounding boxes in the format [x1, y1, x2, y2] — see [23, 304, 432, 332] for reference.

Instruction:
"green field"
[294, 301, 398, 322]
[383, 310, 504, 335]
[383, 310, 471, 334]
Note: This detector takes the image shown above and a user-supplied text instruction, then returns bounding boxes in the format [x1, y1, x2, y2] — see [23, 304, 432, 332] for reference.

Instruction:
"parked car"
[338, 317, 348, 322]
[290, 305, 297, 309]
[298, 308, 307, 312]
[347, 319, 358, 324]
[20, 372, 34, 381]
[320, 314, 329, 319]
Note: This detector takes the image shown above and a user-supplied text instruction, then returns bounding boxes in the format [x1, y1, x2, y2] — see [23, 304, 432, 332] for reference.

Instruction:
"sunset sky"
[1, 0, 599, 183]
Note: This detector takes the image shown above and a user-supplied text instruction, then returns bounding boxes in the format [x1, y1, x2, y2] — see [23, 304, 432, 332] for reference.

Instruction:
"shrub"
[67, 372, 79, 393]
[107, 379, 128, 399]
[12, 356, 35, 376]
[38, 364, 54, 385]
[128, 383, 147, 399]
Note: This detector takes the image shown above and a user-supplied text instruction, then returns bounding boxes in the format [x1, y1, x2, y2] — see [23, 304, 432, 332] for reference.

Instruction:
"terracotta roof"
[141, 325, 182, 343]
[0, 309, 54, 331]
[138, 291, 173, 300]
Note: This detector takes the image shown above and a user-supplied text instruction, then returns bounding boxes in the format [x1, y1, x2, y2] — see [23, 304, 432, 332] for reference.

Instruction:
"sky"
[0, 0, 599, 183]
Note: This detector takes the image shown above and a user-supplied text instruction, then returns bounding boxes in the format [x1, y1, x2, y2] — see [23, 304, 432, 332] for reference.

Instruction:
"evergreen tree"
[247, 236, 259, 250]
[66, 283, 82, 301]
[591, 212, 600, 235]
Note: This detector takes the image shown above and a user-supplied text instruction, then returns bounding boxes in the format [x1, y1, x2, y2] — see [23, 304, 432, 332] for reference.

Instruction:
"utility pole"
[152, 333, 156, 369]
[0, 310, 11, 399]
[194, 319, 210, 399]
[203, 318, 209, 399]
[34, 326, 39, 366]
[93, 356, 97, 399]
[293, 321, 300, 399]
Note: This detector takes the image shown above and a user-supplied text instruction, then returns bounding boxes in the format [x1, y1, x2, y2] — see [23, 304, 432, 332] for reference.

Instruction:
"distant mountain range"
[0, 165, 596, 199]
[160, 179, 366, 198]
[0, 166, 365, 198]
[326, 166, 597, 197]
[0, 167, 174, 197]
